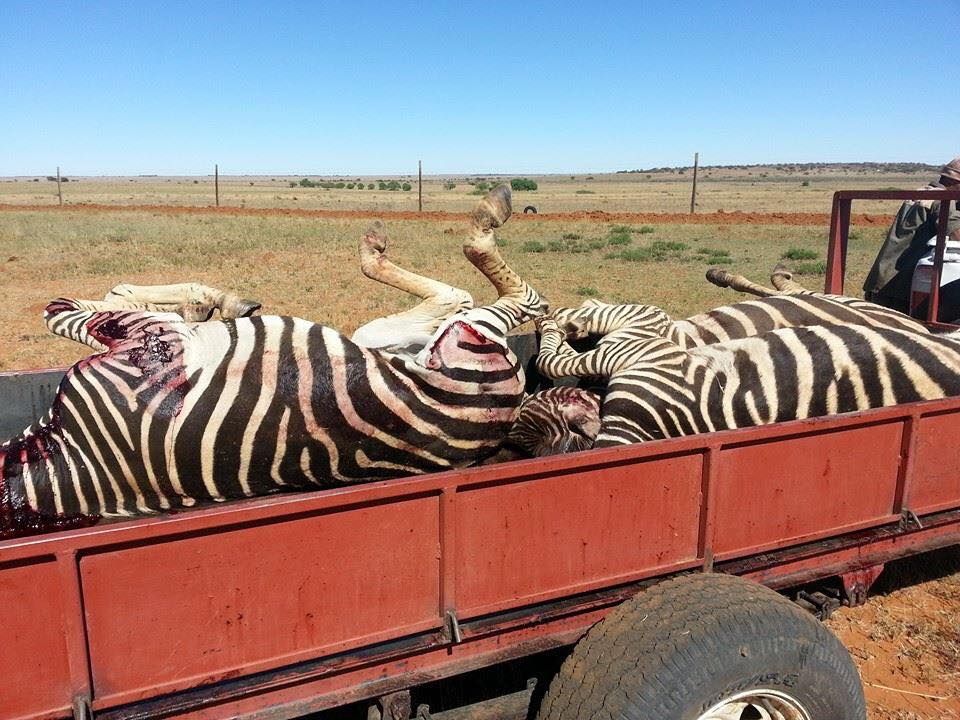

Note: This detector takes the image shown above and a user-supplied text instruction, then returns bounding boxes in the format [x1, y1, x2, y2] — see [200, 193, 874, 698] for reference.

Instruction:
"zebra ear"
[558, 392, 601, 441]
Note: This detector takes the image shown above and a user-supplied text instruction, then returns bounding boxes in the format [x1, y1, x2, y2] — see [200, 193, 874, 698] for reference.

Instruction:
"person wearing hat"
[863, 157, 960, 313]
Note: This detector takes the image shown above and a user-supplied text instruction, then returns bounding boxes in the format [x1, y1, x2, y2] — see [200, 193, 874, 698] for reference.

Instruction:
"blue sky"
[2, 1, 958, 175]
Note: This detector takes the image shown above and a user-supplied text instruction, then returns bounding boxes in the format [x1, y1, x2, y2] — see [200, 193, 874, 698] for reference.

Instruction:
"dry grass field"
[0, 168, 956, 718]
[0, 164, 937, 214]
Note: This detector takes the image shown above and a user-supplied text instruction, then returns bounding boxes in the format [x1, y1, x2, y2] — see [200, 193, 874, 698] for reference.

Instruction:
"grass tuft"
[782, 247, 818, 261]
[793, 261, 827, 275]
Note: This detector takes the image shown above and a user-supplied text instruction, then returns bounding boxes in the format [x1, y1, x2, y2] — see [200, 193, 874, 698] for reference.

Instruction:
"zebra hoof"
[471, 184, 512, 231]
[705, 268, 735, 288]
[221, 297, 262, 319]
[361, 220, 389, 255]
[771, 263, 794, 283]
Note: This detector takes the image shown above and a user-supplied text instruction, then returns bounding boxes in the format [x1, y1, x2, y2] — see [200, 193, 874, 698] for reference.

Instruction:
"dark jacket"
[863, 181, 960, 312]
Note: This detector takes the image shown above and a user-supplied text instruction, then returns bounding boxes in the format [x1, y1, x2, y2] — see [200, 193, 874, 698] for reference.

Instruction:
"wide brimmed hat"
[941, 157, 960, 182]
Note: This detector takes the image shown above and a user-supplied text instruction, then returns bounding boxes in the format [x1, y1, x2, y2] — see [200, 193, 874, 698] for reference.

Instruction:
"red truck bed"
[5, 393, 960, 720]
[5, 188, 960, 720]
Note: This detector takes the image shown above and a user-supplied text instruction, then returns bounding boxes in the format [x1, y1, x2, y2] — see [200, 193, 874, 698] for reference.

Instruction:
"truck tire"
[536, 573, 865, 720]
[523, 205, 538, 214]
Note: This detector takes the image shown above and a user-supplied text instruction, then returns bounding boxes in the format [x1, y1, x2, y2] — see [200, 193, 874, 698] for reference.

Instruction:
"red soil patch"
[0, 202, 894, 227]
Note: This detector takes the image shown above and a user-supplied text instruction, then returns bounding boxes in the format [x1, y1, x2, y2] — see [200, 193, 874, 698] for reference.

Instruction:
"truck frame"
[3, 189, 960, 720]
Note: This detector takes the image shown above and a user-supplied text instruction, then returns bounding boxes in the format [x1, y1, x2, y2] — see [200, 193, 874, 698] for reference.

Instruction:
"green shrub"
[510, 178, 538, 191]
[616, 240, 690, 263]
[782, 248, 818, 261]
[401, 182, 412, 191]
[562, 233, 582, 240]
[651, 240, 689, 252]
[346, 183, 355, 189]
[696, 248, 731, 257]
[522, 241, 546, 253]
[794, 261, 827, 275]
[547, 240, 565, 252]
[378, 182, 387, 190]
[607, 232, 632, 246]
[801, 180, 810, 187]
[588, 239, 606, 250]
[638, 225, 655, 234]
[575, 190, 595, 194]
[443, 182, 456, 190]
[335, 182, 346, 189]
[299, 178, 316, 188]
[618, 247, 657, 262]
[367, 183, 375, 190]
[576, 286, 599, 297]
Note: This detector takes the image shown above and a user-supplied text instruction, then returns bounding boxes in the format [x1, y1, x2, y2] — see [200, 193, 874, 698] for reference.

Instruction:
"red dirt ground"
[0, 202, 895, 226]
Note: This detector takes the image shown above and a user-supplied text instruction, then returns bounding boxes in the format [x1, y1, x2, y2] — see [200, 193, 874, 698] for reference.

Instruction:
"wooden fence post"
[57, 166, 62, 206]
[215, 164, 219, 207]
[418, 160, 423, 213]
[690, 152, 699, 214]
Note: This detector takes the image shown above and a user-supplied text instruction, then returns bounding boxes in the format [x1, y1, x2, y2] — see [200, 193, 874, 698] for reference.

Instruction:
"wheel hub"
[697, 689, 812, 720]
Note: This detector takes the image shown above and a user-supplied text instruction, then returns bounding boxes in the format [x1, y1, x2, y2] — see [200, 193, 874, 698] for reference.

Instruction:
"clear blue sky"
[2, 1, 958, 175]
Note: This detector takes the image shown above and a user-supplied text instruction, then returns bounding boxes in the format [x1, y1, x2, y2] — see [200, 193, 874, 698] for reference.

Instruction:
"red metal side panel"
[711, 423, 903, 559]
[911, 411, 960, 513]
[2, 559, 74, 720]
[454, 453, 704, 618]
[80, 496, 442, 709]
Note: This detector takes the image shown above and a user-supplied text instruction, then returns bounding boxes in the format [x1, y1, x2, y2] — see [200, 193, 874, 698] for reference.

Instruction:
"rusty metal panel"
[454, 453, 704, 618]
[910, 411, 960, 513]
[80, 496, 442, 708]
[711, 422, 903, 559]
[1, 557, 74, 720]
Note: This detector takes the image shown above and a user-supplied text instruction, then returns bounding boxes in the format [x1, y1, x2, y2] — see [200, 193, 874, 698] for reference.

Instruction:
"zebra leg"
[770, 264, 812, 294]
[705, 268, 780, 297]
[535, 317, 606, 379]
[103, 283, 261, 320]
[44, 299, 185, 351]
[551, 300, 672, 340]
[352, 220, 474, 349]
[458, 185, 544, 336]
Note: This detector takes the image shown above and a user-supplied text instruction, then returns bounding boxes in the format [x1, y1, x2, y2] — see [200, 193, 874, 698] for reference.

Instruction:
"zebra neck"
[667, 321, 703, 349]
[0, 421, 99, 540]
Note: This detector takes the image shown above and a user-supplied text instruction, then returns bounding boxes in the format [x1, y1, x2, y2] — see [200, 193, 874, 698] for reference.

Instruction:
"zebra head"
[505, 387, 602, 457]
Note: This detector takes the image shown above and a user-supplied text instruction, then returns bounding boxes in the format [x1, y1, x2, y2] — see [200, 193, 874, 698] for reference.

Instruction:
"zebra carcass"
[504, 289, 954, 457]
[0, 186, 544, 539]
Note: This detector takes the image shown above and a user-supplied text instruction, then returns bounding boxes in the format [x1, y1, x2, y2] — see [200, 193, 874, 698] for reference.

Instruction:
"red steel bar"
[825, 189, 960, 306]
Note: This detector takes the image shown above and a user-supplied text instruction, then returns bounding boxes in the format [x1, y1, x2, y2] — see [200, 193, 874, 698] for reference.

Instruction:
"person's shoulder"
[914, 181, 940, 209]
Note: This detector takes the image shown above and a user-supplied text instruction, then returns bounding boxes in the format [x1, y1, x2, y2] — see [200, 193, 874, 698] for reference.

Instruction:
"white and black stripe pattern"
[1, 287, 541, 538]
[594, 325, 960, 446]
[502, 387, 601, 458]
[535, 294, 928, 382]
[672, 293, 928, 348]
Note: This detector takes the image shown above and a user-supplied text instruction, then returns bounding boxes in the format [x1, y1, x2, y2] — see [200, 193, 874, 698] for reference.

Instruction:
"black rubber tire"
[535, 573, 865, 720]
[523, 205, 538, 214]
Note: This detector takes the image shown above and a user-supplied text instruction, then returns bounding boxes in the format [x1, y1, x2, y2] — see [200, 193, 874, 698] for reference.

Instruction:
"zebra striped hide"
[513, 325, 960, 456]
[0, 307, 527, 539]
